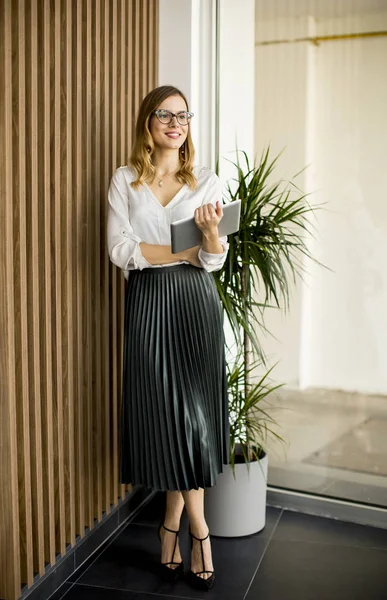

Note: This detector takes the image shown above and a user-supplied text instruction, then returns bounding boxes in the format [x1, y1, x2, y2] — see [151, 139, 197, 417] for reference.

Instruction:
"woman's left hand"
[194, 201, 223, 237]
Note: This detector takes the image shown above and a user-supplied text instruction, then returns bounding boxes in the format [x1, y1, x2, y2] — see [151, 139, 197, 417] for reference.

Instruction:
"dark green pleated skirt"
[119, 263, 230, 492]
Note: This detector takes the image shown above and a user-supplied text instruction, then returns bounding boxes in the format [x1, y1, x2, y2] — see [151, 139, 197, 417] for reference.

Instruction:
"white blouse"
[107, 165, 230, 279]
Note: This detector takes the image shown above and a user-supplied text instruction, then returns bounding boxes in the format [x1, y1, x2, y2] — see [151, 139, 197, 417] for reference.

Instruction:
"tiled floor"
[51, 492, 387, 600]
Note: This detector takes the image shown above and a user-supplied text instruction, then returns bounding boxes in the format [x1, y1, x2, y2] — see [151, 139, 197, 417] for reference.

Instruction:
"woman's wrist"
[201, 229, 223, 254]
[174, 248, 187, 261]
[202, 227, 219, 242]
[178, 245, 200, 262]
[174, 248, 189, 262]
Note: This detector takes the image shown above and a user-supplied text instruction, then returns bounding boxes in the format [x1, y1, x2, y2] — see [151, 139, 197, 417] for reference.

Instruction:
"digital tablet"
[171, 199, 241, 254]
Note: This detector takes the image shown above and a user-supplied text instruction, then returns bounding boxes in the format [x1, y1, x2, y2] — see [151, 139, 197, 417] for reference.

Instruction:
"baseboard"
[267, 486, 387, 530]
[19, 486, 156, 600]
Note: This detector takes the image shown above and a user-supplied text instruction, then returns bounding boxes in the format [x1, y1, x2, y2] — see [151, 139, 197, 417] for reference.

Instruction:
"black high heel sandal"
[157, 521, 184, 582]
[186, 528, 215, 591]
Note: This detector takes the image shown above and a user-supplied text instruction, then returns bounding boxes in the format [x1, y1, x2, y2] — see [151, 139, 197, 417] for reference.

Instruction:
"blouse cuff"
[134, 244, 153, 270]
[114, 229, 152, 272]
[198, 240, 229, 272]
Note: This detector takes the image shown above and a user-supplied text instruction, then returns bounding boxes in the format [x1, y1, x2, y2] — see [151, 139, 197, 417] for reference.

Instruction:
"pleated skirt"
[119, 263, 230, 492]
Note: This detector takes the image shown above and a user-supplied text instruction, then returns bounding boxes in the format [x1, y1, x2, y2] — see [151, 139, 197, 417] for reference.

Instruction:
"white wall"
[255, 8, 387, 394]
[158, 0, 217, 169]
[217, 0, 256, 186]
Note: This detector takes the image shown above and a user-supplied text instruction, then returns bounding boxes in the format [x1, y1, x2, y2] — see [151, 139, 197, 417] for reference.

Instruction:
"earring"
[147, 146, 151, 153]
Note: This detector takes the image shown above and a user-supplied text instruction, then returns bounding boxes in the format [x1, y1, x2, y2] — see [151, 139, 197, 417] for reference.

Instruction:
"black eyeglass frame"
[152, 109, 194, 125]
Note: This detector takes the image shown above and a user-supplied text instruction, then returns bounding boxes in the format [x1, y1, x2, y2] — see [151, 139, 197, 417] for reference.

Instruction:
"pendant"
[158, 180, 163, 187]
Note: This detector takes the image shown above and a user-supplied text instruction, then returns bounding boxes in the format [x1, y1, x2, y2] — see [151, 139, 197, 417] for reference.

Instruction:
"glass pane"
[254, 0, 387, 508]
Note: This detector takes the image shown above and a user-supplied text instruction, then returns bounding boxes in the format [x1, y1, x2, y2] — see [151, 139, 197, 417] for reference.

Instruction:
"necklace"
[156, 169, 178, 187]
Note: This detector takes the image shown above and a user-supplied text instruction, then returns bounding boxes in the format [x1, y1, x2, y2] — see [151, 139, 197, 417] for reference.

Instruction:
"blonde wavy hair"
[129, 85, 197, 190]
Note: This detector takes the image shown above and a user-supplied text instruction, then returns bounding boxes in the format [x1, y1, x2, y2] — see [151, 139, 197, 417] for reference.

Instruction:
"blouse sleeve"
[198, 172, 230, 272]
[107, 167, 152, 275]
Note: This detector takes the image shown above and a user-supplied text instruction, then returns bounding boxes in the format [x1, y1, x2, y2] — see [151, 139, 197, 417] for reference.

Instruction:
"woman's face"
[149, 94, 189, 151]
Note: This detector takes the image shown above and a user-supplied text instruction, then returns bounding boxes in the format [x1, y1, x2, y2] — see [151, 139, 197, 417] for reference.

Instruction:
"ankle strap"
[162, 523, 179, 534]
[190, 529, 210, 542]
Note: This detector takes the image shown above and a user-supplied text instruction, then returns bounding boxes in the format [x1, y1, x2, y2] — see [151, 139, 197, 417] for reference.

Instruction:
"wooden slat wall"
[0, 1, 158, 598]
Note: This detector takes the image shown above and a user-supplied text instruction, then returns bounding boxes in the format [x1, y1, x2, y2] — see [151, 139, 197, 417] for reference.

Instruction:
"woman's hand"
[182, 245, 201, 268]
[176, 202, 223, 268]
[194, 201, 223, 237]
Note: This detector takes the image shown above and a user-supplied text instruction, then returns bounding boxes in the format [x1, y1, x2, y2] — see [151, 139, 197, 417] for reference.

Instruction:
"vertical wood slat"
[59, 0, 69, 549]
[93, 0, 103, 523]
[1, 3, 21, 598]
[75, 0, 86, 539]
[79, 0, 90, 530]
[85, 0, 94, 529]
[133, 0, 140, 119]
[126, 1, 133, 158]
[24, 0, 36, 577]
[102, 0, 111, 511]
[148, 0, 155, 90]
[141, 0, 148, 100]
[0, 2, 158, 597]
[16, 0, 34, 587]
[42, 0, 56, 567]
[154, 0, 159, 88]
[53, 0, 66, 557]
[30, 0, 46, 575]
[65, 0, 76, 547]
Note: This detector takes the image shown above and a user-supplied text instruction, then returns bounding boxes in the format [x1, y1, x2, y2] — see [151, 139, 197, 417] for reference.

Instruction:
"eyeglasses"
[153, 109, 194, 126]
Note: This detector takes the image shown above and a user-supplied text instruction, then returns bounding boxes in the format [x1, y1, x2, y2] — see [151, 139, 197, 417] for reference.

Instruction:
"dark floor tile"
[68, 532, 119, 584]
[67, 552, 99, 584]
[245, 539, 387, 600]
[273, 509, 387, 549]
[47, 582, 74, 600]
[131, 492, 166, 526]
[62, 584, 195, 599]
[72, 521, 270, 600]
[237, 505, 282, 540]
[69, 523, 178, 594]
[118, 487, 155, 526]
[198, 533, 269, 599]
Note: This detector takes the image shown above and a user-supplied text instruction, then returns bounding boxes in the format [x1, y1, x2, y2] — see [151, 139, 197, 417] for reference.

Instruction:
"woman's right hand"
[181, 245, 201, 268]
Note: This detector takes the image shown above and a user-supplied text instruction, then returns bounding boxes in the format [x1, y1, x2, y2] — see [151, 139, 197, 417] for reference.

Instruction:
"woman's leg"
[160, 490, 185, 568]
[182, 488, 213, 580]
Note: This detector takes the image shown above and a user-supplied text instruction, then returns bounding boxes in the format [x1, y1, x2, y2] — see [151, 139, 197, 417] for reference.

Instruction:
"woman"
[107, 85, 230, 591]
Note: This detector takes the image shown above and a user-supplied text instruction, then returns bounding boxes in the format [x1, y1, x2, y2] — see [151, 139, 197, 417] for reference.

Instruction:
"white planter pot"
[204, 453, 268, 537]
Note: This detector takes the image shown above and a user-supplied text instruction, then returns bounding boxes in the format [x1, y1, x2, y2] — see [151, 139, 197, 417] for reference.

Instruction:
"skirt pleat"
[119, 263, 230, 492]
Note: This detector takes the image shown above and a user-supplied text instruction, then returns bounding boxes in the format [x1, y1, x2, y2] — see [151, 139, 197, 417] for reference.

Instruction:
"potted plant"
[204, 147, 325, 537]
